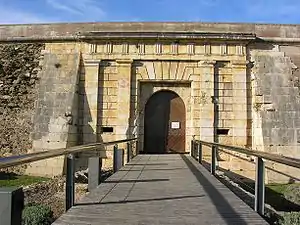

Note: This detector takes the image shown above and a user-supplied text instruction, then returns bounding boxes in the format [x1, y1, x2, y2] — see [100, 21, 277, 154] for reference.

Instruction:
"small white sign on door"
[171, 121, 180, 129]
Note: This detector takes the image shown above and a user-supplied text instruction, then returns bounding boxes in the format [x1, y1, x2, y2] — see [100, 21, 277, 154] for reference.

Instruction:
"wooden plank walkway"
[53, 154, 268, 225]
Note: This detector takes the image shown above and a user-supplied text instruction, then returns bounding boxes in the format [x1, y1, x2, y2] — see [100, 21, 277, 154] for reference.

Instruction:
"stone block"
[219, 74, 233, 82]
[199, 118, 214, 127]
[103, 80, 117, 88]
[200, 127, 214, 136]
[233, 82, 247, 90]
[232, 128, 247, 137]
[219, 112, 234, 120]
[102, 110, 117, 118]
[219, 82, 233, 90]
[223, 104, 233, 111]
[233, 73, 247, 82]
[103, 95, 118, 103]
[192, 110, 201, 118]
[232, 137, 247, 146]
[221, 89, 233, 97]
[219, 97, 233, 104]
[233, 89, 246, 97]
[101, 117, 118, 126]
[232, 119, 248, 128]
[218, 136, 233, 145]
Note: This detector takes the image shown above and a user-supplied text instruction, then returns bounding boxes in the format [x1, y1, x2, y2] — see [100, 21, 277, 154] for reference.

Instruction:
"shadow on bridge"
[75, 194, 205, 206]
[103, 178, 169, 183]
[181, 154, 249, 225]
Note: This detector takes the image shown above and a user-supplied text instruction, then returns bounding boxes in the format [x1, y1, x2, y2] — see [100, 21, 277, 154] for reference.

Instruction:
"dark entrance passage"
[144, 90, 186, 154]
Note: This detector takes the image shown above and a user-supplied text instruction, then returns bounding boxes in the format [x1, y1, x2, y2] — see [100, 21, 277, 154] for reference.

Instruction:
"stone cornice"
[231, 60, 251, 68]
[116, 59, 133, 65]
[84, 59, 101, 66]
[198, 60, 216, 67]
[1, 22, 300, 43]
[79, 31, 256, 42]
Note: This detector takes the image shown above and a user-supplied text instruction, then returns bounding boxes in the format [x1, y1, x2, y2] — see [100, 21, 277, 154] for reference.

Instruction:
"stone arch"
[143, 90, 186, 154]
[137, 82, 191, 153]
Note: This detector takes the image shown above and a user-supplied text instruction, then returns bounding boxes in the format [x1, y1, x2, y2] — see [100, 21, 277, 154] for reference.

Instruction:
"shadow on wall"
[137, 80, 154, 153]
[125, 63, 137, 144]
[63, 55, 105, 173]
[246, 56, 253, 149]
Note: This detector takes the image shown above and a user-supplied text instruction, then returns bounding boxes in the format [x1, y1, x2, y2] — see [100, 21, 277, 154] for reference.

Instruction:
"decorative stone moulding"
[187, 43, 195, 55]
[198, 60, 216, 67]
[220, 44, 227, 55]
[89, 43, 97, 54]
[105, 42, 113, 54]
[155, 43, 162, 55]
[204, 43, 211, 55]
[171, 42, 179, 54]
[236, 45, 245, 55]
[122, 43, 129, 54]
[137, 43, 145, 55]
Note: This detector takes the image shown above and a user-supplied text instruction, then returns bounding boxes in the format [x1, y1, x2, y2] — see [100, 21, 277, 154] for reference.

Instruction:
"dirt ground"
[45, 183, 89, 220]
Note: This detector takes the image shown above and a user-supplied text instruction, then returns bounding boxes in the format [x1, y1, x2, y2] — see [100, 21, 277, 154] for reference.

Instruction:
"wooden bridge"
[1, 138, 300, 225]
[53, 154, 267, 225]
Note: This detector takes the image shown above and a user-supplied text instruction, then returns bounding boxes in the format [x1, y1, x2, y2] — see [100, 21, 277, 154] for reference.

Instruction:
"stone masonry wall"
[251, 43, 300, 183]
[0, 43, 44, 173]
[26, 47, 81, 177]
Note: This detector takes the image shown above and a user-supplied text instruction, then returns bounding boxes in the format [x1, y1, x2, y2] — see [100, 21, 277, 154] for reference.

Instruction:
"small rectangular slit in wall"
[217, 128, 229, 135]
[101, 127, 114, 133]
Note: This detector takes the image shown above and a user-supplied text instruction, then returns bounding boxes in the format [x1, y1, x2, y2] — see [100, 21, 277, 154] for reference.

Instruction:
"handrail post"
[135, 140, 138, 155]
[191, 139, 195, 158]
[88, 157, 102, 191]
[66, 153, 75, 211]
[198, 142, 202, 164]
[113, 145, 118, 173]
[127, 142, 131, 163]
[191, 140, 194, 158]
[255, 157, 265, 216]
[211, 146, 216, 175]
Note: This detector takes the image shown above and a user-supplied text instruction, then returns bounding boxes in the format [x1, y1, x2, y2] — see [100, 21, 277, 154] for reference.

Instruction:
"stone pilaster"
[82, 59, 100, 144]
[231, 60, 249, 147]
[116, 59, 133, 143]
[198, 60, 216, 142]
[196, 60, 216, 157]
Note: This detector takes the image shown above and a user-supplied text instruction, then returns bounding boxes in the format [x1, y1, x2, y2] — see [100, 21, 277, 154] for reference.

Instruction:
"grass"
[267, 183, 300, 195]
[0, 172, 49, 187]
[265, 183, 300, 212]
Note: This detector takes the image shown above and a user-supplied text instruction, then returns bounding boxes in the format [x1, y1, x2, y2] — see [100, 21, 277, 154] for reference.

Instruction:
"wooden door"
[166, 96, 186, 153]
[144, 91, 185, 154]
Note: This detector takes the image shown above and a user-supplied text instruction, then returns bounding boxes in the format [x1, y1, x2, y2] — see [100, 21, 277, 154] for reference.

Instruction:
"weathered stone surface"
[0, 43, 44, 173]
[26, 52, 80, 177]
[251, 43, 300, 182]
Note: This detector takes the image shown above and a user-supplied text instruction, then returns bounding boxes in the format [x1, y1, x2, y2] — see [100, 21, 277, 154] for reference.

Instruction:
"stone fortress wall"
[1, 22, 300, 183]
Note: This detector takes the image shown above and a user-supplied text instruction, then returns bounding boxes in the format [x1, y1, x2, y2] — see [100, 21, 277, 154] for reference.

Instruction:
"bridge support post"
[198, 143, 202, 164]
[255, 157, 265, 216]
[127, 142, 131, 163]
[113, 145, 124, 173]
[135, 140, 138, 155]
[0, 187, 24, 225]
[66, 154, 75, 211]
[88, 157, 102, 191]
[191, 140, 194, 158]
[211, 146, 217, 175]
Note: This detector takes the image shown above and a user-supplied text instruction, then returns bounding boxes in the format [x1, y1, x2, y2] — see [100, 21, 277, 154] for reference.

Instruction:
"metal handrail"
[196, 140, 300, 169]
[191, 139, 300, 217]
[0, 138, 137, 169]
[0, 137, 138, 221]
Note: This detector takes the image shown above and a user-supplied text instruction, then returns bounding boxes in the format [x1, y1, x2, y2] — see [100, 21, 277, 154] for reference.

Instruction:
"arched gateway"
[144, 90, 186, 154]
